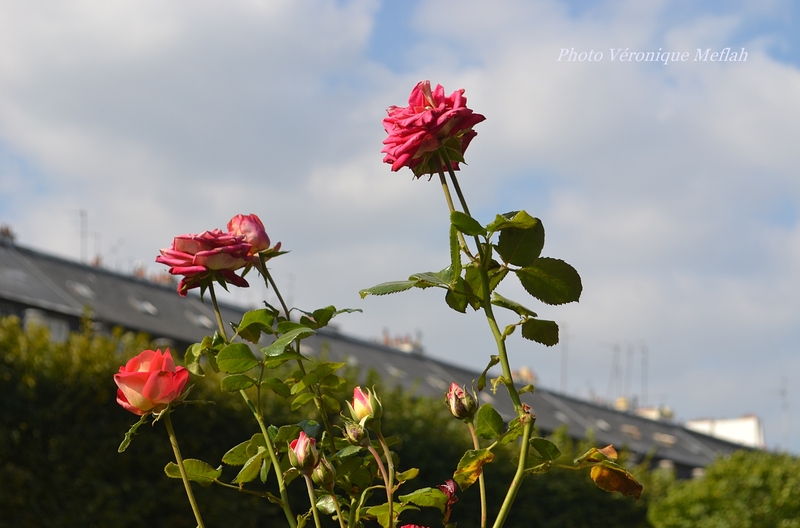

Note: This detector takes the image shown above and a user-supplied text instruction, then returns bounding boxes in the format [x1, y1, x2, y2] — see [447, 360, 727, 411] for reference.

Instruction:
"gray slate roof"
[0, 239, 747, 476]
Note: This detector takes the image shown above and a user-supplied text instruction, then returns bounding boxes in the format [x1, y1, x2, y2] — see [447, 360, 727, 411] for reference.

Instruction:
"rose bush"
[381, 80, 485, 177]
[155, 228, 252, 296]
[114, 349, 189, 415]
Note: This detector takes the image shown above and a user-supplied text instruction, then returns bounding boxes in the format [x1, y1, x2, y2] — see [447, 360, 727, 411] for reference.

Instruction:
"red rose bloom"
[382, 80, 485, 178]
[156, 229, 252, 296]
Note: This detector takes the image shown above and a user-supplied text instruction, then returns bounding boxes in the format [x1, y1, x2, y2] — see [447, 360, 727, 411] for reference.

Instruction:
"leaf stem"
[376, 431, 396, 528]
[162, 411, 206, 528]
[467, 422, 488, 528]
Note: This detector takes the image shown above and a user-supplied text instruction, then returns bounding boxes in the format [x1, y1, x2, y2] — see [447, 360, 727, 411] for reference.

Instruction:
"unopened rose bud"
[288, 431, 320, 474]
[342, 420, 370, 447]
[445, 383, 477, 422]
[348, 386, 383, 427]
[312, 456, 336, 490]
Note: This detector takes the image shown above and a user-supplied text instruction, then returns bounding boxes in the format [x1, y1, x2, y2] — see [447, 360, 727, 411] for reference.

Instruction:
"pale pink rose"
[156, 229, 251, 296]
[114, 349, 189, 416]
[382, 80, 485, 178]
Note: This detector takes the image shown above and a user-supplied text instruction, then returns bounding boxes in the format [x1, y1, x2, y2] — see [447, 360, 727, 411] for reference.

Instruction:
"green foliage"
[649, 450, 800, 528]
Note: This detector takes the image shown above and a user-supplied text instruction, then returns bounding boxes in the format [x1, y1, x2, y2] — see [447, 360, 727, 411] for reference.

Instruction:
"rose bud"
[288, 431, 320, 474]
[312, 456, 336, 490]
[347, 386, 383, 427]
[114, 349, 189, 416]
[445, 382, 477, 422]
[341, 419, 370, 447]
[227, 214, 272, 255]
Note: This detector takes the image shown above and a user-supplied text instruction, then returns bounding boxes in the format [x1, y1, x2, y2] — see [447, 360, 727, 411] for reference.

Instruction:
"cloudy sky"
[2, 0, 799, 451]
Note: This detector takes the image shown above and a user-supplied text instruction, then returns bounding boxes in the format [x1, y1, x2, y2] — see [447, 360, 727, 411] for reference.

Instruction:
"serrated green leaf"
[274, 425, 302, 444]
[408, 271, 450, 289]
[235, 308, 276, 343]
[399, 487, 447, 513]
[498, 418, 524, 445]
[291, 392, 316, 411]
[291, 371, 320, 395]
[395, 467, 419, 482]
[486, 210, 540, 232]
[183, 345, 204, 376]
[516, 258, 582, 305]
[453, 449, 495, 490]
[164, 459, 222, 487]
[365, 503, 417, 528]
[445, 278, 469, 313]
[232, 448, 266, 485]
[496, 214, 544, 266]
[359, 281, 416, 298]
[530, 437, 561, 461]
[521, 318, 559, 347]
[477, 355, 500, 392]
[118, 413, 149, 453]
[451, 211, 486, 237]
[316, 493, 339, 515]
[261, 326, 317, 357]
[220, 374, 256, 392]
[319, 374, 346, 391]
[474, 403, 505, 439]
[261, 377, 291, 398]
[222, 439, 252, 466]
[491, 292, 538, 318]
[263, 350, 307, 369]
[217, 343, 259, 374]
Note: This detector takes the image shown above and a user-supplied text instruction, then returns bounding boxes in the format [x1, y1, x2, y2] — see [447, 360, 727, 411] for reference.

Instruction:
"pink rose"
[155, 228, 252, 296]
[227, 214, 274, 255]
[382, 80, 485, 178]
[114, 349, 189, 416]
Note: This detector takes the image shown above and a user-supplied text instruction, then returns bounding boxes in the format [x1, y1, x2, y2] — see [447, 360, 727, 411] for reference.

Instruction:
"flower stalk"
[162, 411, 206, 528]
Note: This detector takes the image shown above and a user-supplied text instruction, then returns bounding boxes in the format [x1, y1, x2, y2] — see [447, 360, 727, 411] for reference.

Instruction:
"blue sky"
[1, 0, 799, 452]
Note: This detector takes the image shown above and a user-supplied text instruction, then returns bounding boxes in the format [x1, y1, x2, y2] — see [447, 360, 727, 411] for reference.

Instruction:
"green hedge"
[0, 316, 650, 527]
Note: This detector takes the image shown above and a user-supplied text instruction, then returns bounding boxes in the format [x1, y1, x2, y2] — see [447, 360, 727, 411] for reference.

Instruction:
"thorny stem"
[257, 256, 338, 453]
[162, 411, 206, 528]
[303, 474, 323, 528]
[467, 422, 488, 528]
[367, 443, 393, 527]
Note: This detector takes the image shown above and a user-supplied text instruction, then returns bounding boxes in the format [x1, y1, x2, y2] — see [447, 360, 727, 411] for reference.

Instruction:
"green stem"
[162, 411, 206, 528]
[330, 491, 347, 528]
[240, 390, 297, 528]
[376, 431, 396, 528]
[367, 444, 393, 527]
[257, 257, 338, 453]
[347, 497, 359, 528]
[303, 474, 323, 528]
[467, 422, 488, 528]
[491, 418, 533, 528]
[208, 283, 229, 343]
[438, 169, 475, 260]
